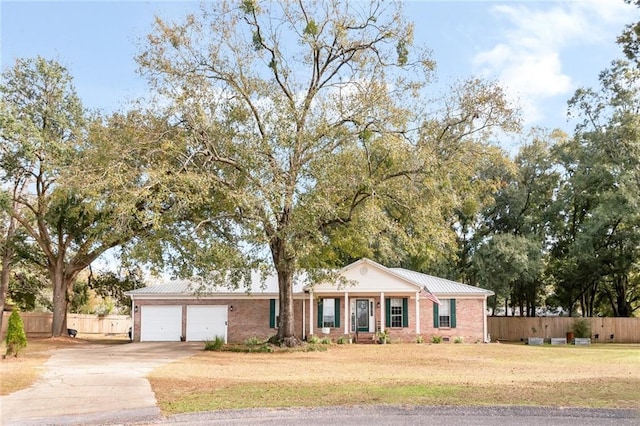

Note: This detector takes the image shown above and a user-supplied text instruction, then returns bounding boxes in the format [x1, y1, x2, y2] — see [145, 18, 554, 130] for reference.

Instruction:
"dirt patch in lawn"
[149, 343, 640, 414]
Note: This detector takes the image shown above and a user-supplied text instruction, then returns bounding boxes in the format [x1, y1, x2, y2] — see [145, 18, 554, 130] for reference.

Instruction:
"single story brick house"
[125, 258, 493, 343]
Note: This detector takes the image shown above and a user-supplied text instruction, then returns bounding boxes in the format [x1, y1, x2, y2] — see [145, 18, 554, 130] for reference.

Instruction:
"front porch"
[307, 292, 427, 343]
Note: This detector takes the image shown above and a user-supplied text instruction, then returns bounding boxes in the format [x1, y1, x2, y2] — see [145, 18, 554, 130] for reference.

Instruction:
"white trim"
[379, 291, 385, 332]
[309, 290, 314, 335]
[128, 293, 306, 300]
[344, 292, 349, 335]
[483, 295, 489, 342]
[415, 291, 420, 334]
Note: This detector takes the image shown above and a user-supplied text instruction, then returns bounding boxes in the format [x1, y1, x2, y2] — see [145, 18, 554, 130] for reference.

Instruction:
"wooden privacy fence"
[1, 312, 131, 338]
[488, 316, 640, 343]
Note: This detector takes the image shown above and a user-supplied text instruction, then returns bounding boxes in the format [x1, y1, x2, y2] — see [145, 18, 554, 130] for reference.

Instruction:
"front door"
[356, 299, 370, 332]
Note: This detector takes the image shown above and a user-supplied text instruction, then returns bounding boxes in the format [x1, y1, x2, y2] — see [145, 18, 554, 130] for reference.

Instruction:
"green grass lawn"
[148, 342, 640, 414]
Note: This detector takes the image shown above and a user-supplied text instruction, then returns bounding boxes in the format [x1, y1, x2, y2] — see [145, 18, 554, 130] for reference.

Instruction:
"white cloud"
[472, 0, 635, 126]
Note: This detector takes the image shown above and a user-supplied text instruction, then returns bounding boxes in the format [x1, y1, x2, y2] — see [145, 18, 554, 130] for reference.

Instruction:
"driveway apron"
[0, 342, 201, 425]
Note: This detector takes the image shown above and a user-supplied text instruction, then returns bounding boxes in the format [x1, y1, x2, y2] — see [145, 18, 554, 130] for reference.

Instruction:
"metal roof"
[126, 260, 493, 297]
[390, 268, 494, 296]
[126, 272, 306, 296]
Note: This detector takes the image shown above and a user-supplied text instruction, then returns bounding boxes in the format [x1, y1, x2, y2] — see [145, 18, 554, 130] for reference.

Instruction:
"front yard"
[149, 342, 640, 414]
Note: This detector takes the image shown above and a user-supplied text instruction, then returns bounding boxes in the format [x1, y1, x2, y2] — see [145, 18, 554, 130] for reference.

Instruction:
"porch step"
[354, 332, 377, 344]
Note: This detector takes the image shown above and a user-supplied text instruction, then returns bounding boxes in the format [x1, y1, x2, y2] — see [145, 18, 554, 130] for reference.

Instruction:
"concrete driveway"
[0, 341, 201, 426]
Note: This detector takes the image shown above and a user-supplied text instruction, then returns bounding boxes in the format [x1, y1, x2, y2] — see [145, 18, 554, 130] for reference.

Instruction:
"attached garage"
[186, 305, 228, 342]
[140, 305, 182, 342]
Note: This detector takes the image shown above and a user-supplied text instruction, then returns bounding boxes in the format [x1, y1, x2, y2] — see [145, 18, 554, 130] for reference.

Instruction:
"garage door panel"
[186, 306, 227, 342]
[141, 306, 182, 342]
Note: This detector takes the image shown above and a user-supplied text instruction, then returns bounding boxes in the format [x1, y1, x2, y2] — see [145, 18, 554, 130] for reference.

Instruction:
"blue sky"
[1, 0, 636, 140]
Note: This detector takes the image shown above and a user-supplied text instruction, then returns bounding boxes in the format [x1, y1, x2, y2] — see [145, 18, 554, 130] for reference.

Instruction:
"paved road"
[1, 342, 637, 425]
[162, 406, 640, 425]
[0, 342, 201, 426]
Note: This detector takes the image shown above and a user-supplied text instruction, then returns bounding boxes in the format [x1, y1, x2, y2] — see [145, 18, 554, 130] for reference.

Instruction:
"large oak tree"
[137, 0, 518, 345]
[0, 57, 157, 336]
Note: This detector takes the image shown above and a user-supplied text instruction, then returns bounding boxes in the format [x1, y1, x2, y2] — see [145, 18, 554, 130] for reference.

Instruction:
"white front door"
[186, 305, 228, 342]
[140, 305, 182, 342]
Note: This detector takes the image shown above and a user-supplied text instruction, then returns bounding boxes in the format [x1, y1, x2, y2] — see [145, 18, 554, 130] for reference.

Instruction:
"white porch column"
[309, 290, 314, 335]
[379, 292, 385, 332]
[344, 292, 349, 335]
[483, 295, 489, 342]
[415, 291, 420, 334]
[302, 292, 306, 341]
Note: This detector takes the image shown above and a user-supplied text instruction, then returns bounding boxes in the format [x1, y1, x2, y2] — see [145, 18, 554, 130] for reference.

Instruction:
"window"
[433, 299, 456, 329]
[269, 299, 279, 328]
[390, 298, 403, 327]
[322, 298, 335, 327]
[385, 297, 408, 328]
[439, 299, 450, 328]
[317, 298, 340, 328]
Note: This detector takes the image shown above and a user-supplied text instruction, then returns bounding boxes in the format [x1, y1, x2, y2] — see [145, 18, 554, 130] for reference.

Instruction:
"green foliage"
[453, 336, 463, 344]
[137, 0, 519, 346]
[415, 335, 424, 344]
[203, 336, 225, 351]
[320, 336, 332, 345]
[5, 309, 27, 357]
[303, 20, 318, 36]
[303, 344, 328, 352]
[307, 335, 320, 344]
[396, 39, 408, 66]
[240, 0, 258, 14]
[571, 318, 591, 339]
[431, 335, 442, 344]
[7, 268, 48, 311]
[377, 330, 389, 344]
[244, 336, 262, 347]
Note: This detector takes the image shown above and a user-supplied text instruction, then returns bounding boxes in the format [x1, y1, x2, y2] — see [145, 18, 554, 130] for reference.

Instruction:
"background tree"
[472, 233, 544, 315]
[548, 60, 640, 317]
[137, 0, 519, 345]
[618, 0, 640, 66]
[0, 57, 156, 336]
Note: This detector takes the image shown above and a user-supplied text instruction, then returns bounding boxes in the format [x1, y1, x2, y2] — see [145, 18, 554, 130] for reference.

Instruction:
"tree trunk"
[276, 268, 297, 345]
[615, 276, 630, 317]
[51, 267, 68, 337]
[0, 244, 12, 340]
[270, 236, 301, 347]
[0, 214, 18, 340]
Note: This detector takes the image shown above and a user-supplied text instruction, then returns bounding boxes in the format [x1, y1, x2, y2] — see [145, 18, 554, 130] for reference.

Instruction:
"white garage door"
[140, 305, 182, 342]
[186, 305, 228, 342]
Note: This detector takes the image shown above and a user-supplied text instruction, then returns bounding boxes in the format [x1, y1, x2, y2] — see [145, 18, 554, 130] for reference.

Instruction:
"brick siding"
[132, 295, 486, 343]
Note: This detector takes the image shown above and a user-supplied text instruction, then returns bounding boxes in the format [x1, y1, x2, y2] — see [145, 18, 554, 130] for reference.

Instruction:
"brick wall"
[132, 295, 487, 343]
[132, 297, 307, 343]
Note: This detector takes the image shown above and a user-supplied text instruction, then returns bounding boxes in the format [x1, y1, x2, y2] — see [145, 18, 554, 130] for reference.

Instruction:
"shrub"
[203, 336, 225, 351]
[431, 335, 442, 344]
[308, 335, 320, 344]
[245, 336, 262, 347]
[572, 318, 591, 338]
[5, 309, 27, 357]
[320, 336, 332, 345]
[336, 335, 346, 344]
[415, 335, 424, 344]
[454, 336, 463, 344]
[304, 344, 328, 352]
